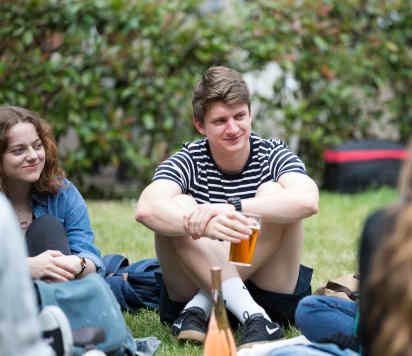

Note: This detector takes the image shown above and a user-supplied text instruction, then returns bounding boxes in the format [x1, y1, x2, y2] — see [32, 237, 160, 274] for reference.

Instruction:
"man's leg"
[159, 235, 235, 342]
[157, 195, 274, 342]
[222, 183, 308, 347]
[233, 182, 311, 331]
[155, 194, 237, 298]
[239, 179, 304, 291]
[240, 220, 303, 293]
[155, 235, 198, 303]
[220, 221, 301, 326]
[174, 237, 270, 313]
[238, 181, 304, 292]
[155, 195, 231, 342]
[219, 221, 290, 348]
[166, 234, 280, 344]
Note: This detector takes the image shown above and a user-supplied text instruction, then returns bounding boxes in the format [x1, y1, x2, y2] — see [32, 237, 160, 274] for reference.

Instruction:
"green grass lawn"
[87, 187, 397, 355]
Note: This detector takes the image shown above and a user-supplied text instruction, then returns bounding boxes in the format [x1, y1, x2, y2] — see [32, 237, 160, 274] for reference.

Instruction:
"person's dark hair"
[358, 141, 412, 355]
[363, 203, 412, 356]
[192, 66, 250, 123]
[0, 106, 65, 194]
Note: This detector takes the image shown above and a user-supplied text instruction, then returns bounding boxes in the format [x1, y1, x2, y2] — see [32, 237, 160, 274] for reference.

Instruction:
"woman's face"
[1, 122, 46, 187]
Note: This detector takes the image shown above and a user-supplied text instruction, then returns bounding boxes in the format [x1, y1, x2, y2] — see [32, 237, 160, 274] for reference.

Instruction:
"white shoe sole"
[39, 305, 73, 356]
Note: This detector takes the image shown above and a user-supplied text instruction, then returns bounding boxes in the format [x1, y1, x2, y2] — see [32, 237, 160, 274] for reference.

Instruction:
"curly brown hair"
[0, 106, 65, 194]
[365, 203, 412, 356]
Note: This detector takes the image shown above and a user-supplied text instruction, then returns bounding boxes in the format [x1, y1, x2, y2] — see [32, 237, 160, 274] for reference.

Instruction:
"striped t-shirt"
[152, 133, 306, 204]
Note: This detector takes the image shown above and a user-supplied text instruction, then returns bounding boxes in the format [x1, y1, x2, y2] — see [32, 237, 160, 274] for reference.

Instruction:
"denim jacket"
[32, 178, 105, 275]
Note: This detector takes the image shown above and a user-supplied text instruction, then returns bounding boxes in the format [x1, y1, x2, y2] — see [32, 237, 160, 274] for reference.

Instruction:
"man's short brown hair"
[192, 66, 251, 123]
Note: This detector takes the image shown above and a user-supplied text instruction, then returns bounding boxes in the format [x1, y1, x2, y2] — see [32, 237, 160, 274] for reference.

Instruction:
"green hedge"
[1, 0, 411, 194]
[0, 0, 242, 195]
[240, 1, 412, 177]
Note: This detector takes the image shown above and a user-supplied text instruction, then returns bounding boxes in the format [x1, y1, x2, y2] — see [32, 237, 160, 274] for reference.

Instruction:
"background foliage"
[1, 0, 411, 194]
[240, 0, 412, 177]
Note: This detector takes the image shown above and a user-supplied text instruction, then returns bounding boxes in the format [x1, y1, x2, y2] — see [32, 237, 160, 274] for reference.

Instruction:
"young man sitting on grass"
[135, 66, 319, 348]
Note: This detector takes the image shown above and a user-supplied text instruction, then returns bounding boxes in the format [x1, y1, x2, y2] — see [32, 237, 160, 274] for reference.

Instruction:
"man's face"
[194, 101, 252, 155]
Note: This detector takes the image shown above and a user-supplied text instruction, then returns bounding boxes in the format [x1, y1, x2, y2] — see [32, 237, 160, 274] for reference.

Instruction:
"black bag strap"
[325, 281, 359, 301]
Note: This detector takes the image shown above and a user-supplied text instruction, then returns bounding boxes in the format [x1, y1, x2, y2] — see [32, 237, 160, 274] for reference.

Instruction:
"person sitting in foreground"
[0, 106, 104, 281]
[359, 153, 412, 355]
[135, 66, 319, 347]
[270, 199, 412, 356]
[295, 142, 412, 353]
[0, 192, 72, 356]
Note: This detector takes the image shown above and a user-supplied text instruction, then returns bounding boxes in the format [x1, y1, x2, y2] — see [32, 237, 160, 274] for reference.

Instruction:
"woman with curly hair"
[0, 105, 103, 282]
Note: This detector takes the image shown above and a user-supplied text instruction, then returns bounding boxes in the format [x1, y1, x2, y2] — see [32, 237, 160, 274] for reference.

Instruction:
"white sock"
[222, 277, 271, 323]
[183, 290, 212, 318]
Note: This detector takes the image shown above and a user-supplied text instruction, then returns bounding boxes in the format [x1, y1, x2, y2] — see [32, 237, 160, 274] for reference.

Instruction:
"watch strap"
[75, 256, 87, 279]
[227, 197, 242, 211]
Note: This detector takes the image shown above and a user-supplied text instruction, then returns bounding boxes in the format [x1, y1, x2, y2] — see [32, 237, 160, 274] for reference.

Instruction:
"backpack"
[35, 273, 137, 355]
[103, 254, 161, 313]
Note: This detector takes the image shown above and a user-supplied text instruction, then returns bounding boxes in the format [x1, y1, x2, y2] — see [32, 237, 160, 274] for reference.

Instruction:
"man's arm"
[241, 172, 319, 223]
[136, 180, 252, 241]
[135, 180, 195, 236]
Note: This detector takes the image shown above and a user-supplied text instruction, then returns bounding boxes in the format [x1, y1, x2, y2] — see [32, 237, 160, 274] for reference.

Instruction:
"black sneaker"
[238, 313, 283, 349]
[171, 307, 208, 343]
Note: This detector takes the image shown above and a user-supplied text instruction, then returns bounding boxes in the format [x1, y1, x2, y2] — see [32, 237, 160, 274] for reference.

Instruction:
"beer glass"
[229, 213, 261, 266]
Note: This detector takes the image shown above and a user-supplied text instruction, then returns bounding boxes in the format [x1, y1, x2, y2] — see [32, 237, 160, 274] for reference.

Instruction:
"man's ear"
[193, 117, 206, 135]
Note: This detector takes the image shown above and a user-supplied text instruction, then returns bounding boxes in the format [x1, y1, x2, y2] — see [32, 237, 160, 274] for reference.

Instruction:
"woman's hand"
[28, 250, 77, 282]
[53, 255, 85, 278]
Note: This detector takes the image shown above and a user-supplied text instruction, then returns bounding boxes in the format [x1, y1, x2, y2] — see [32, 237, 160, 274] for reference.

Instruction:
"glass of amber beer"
[229, 213, 261, 266]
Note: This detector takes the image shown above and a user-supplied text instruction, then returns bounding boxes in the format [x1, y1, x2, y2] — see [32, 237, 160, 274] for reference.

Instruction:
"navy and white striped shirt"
[153, 133, 306, 204]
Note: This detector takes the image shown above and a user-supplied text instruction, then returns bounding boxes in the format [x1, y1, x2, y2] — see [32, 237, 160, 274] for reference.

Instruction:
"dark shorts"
[158, 264, 313, 328]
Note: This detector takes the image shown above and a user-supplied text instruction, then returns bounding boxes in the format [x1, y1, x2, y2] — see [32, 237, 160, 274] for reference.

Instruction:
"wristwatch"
[75, 256, 87, 279]
[227, 197, 242, 211]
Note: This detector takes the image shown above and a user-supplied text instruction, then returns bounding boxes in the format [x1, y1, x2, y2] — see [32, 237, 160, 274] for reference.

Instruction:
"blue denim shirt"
[32, 178, 105, 275]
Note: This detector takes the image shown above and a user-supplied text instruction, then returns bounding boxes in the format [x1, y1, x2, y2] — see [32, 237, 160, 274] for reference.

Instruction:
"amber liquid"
[203, 267, 236, 356]
[229, 227, 260, 266]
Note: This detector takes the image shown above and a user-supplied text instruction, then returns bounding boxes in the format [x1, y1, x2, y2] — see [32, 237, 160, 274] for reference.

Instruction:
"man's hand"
[203, 211, 252, 243]
[28, 250, 78, 282]
[183, 203, 235, 239]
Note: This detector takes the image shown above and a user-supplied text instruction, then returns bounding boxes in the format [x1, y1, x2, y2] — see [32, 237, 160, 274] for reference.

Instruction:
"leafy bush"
[1, 0, 411, 192]
[0, 0, 241, 194]
[239, 1, 412, 178]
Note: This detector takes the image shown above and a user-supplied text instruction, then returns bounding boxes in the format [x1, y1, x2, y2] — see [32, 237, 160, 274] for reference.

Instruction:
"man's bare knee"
[247, 221, 303, 293]
[154, 234, 198, 300]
